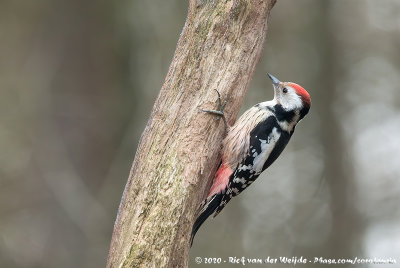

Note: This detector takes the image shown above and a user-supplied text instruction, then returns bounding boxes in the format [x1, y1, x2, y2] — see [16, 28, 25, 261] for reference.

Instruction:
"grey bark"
[107, 0, 277, 267]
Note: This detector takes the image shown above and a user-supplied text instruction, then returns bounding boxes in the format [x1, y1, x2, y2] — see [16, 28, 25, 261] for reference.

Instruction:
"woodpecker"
[191, 73, 311, 246]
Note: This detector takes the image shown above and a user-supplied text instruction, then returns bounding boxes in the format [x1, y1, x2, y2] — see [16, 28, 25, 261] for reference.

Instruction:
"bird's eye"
[283, 88, 288, 94]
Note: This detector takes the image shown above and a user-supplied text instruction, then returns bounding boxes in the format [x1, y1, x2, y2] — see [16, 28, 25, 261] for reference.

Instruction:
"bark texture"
[107, 0, 277, 267]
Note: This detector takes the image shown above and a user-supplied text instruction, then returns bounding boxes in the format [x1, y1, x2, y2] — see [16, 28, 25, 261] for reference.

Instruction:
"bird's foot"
[199, 89, 229, 127]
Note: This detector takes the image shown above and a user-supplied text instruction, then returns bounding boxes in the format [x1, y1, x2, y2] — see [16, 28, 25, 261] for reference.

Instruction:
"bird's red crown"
[289, 82, 311, 108]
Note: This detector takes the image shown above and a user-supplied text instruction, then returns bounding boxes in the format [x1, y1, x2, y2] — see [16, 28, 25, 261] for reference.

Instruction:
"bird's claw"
[200, 89, 228, 127]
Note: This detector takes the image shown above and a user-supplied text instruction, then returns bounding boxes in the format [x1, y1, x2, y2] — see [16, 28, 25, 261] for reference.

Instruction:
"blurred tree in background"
[1, 0, 400, 267]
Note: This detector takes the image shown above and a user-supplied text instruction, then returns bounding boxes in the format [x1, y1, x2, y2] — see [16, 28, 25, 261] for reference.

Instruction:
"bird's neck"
[257, 100, 303, 133]
[273, 104, 301, 134]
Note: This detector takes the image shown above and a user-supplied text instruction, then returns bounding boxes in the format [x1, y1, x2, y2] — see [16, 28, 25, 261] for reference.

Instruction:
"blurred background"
[1, 0, 400, 267]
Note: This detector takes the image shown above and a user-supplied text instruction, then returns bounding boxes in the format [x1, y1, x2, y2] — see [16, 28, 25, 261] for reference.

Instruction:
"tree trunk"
[107, 0, 277, 267]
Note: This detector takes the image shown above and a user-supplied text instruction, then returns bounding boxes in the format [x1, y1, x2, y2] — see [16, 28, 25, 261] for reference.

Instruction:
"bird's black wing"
[214, 116, 291, 216]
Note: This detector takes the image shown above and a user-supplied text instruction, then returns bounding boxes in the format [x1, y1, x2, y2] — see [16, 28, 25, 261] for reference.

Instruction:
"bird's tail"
[190, 193, 223, 247]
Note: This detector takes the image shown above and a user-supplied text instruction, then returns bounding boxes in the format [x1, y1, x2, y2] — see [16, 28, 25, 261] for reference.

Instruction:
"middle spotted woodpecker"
[191, 73, 311, 246]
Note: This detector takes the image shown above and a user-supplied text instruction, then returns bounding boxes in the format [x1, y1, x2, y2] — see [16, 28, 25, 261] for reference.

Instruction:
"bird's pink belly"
[207, 163, 233, 198]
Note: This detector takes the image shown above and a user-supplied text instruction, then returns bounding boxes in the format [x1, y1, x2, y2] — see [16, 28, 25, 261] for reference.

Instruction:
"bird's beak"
[267, 73, 280, 87]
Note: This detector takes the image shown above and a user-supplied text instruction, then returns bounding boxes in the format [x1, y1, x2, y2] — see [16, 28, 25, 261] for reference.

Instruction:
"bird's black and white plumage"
[190, 74, 311, 246]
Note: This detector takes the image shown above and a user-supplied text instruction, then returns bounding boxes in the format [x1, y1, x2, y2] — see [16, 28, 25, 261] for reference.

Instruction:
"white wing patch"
[238, 164, 252, 171]
[233, 177, 247, 184]
[252, 127, 280, 174]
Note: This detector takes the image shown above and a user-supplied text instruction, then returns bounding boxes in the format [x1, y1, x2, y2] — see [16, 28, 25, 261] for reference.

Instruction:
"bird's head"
[268, 73, 311, 117]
